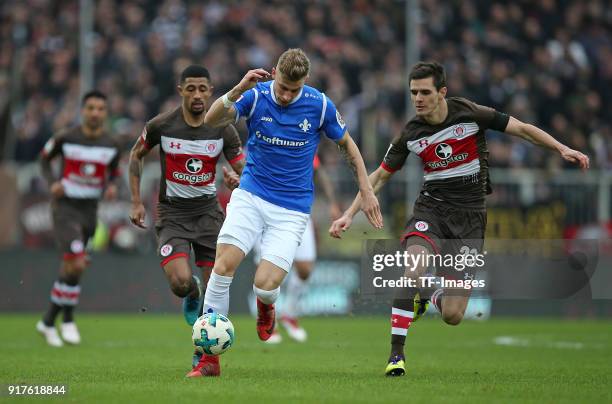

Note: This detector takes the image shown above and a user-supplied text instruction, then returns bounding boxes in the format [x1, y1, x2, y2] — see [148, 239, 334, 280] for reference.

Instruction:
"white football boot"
[36, 321, 63, 347]
[60, 322, 81, 345]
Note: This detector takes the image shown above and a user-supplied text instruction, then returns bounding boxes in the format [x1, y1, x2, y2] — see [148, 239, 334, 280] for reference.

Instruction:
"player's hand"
[329, 201, 342, 221]
[360, 190, 383, 229]
[560, 147, 590, 170]
[329, 214, 353, 239]
[234, 69, 271, 94]
[49, 181, 65, 198]
[104, 184, 118, 200]
[129, 202, 147, 229]
[222, 166, 240, 190]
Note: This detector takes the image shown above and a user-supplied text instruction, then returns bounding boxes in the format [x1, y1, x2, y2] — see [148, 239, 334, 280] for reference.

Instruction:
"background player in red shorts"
[37, 90, 121, 347]
[128, 65, 244, 370]
[330, 61, 589, 376]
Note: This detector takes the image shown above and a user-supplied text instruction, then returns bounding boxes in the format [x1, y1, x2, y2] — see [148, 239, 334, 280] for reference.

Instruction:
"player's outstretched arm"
[505, 116, 590, 169]
[204, 68, 271, 128]
[336, 132, 383, 230]
[329, 167, 393, 239]
[128, 139, 151, 228]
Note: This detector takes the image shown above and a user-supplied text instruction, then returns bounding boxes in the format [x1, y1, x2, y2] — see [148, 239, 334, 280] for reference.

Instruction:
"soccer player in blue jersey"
[186, 48, 382, 377]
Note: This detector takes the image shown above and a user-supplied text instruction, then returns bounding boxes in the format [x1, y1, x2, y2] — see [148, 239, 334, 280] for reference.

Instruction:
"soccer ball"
[192, 312, 235, 356]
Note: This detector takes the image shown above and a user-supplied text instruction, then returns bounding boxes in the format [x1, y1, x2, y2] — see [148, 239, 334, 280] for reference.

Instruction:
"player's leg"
[254, 204, 309, 341]
[386, 237, 433, 376]
[189, 189, 263, 378]
[280, 217, 316, 342]
[38, 209, 87, 347]
[158, 237, 201, 326]
[187, 243, 245, 377]
[431, 209, 486, 326]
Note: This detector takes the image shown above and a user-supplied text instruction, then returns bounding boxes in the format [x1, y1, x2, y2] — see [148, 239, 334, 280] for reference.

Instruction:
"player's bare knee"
[169, 277, 192, 297]
[253, 276, 281, 291]
[212, 260, 235, 277]
[66, 258, 87, 277]
[166, 270, 193, 297]
[404, 243, 431, 277]
[442, 311, 463, 326]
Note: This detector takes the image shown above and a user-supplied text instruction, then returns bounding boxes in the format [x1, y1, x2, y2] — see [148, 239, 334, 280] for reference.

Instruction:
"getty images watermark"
[359, 239, 605, 300]
[370, 246, 487, 290]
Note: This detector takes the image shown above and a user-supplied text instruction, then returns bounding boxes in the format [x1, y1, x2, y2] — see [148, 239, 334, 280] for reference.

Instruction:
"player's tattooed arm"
[336, 132, 383, 229]
[505, 116, 589, 169]
[128, 139, 150, 228]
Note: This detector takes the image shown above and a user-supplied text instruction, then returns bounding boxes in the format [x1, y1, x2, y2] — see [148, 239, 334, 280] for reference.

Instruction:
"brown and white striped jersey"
[41, 126, 121, 200]
[382, 97, 509, 209]
[139, 107, 244, 205]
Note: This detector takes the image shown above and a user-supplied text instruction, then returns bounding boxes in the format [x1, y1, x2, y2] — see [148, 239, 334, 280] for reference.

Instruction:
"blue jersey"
[234, 81, 346, 214]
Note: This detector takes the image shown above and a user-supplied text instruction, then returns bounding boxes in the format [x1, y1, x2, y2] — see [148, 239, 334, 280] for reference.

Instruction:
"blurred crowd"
[0, 0, 610, 169]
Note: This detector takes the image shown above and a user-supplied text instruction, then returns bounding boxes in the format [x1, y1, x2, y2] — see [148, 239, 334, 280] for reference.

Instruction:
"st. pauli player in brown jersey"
[329, 62, 589, 376]
[128, 65, 245, 373]
[37, 90, 121, 347]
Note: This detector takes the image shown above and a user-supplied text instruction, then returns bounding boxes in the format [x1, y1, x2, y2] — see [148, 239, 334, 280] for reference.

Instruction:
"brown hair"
[409, 61, 447, 90]
[276, 48, 310, 81]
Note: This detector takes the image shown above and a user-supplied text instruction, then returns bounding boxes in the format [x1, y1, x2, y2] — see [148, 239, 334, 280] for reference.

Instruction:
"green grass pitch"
[1, 314, 610, 403]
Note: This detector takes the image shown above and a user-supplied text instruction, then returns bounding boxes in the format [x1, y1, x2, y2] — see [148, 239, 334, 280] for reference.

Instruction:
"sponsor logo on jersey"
[260, 116, 273, 122]
[254, 131, 309, 147]
[80, 162, 97, 176]
[427, 153, 469, 169]
[419, 139, 429, 148]
[435, 143, 453, 159]
[415, 221, 429, 231]
[172, 171, 212, 184]
[299, 118, 311, 132]
[425, 143, 470, 169]
[170, 142, 181, 149]
[185, 158, 203, 173]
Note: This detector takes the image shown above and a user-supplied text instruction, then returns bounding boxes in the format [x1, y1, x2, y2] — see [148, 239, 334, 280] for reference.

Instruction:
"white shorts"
[253, 216, 316, 265]
[218, 188, 309, 272]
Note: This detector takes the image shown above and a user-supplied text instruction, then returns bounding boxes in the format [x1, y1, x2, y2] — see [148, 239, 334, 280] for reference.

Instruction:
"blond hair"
[276, 48, 310, 81]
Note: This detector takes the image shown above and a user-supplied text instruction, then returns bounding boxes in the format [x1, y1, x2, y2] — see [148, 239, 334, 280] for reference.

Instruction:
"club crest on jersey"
[160, 244, 173, 257]
[454, 125, 465, 136]
[299, 118, 311, 132]
[207, 143, 216, 153]
[80, 162, 97, 177]
[186, 158, 203, 173]
[336, 110, 346, 129]
[415, 221, 429, 232]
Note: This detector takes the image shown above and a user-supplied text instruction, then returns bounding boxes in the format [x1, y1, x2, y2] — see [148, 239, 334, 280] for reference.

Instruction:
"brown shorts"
[402, 195, 486, 279]
[155, 198, 224, 268]
[51, 198, 97, 260]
